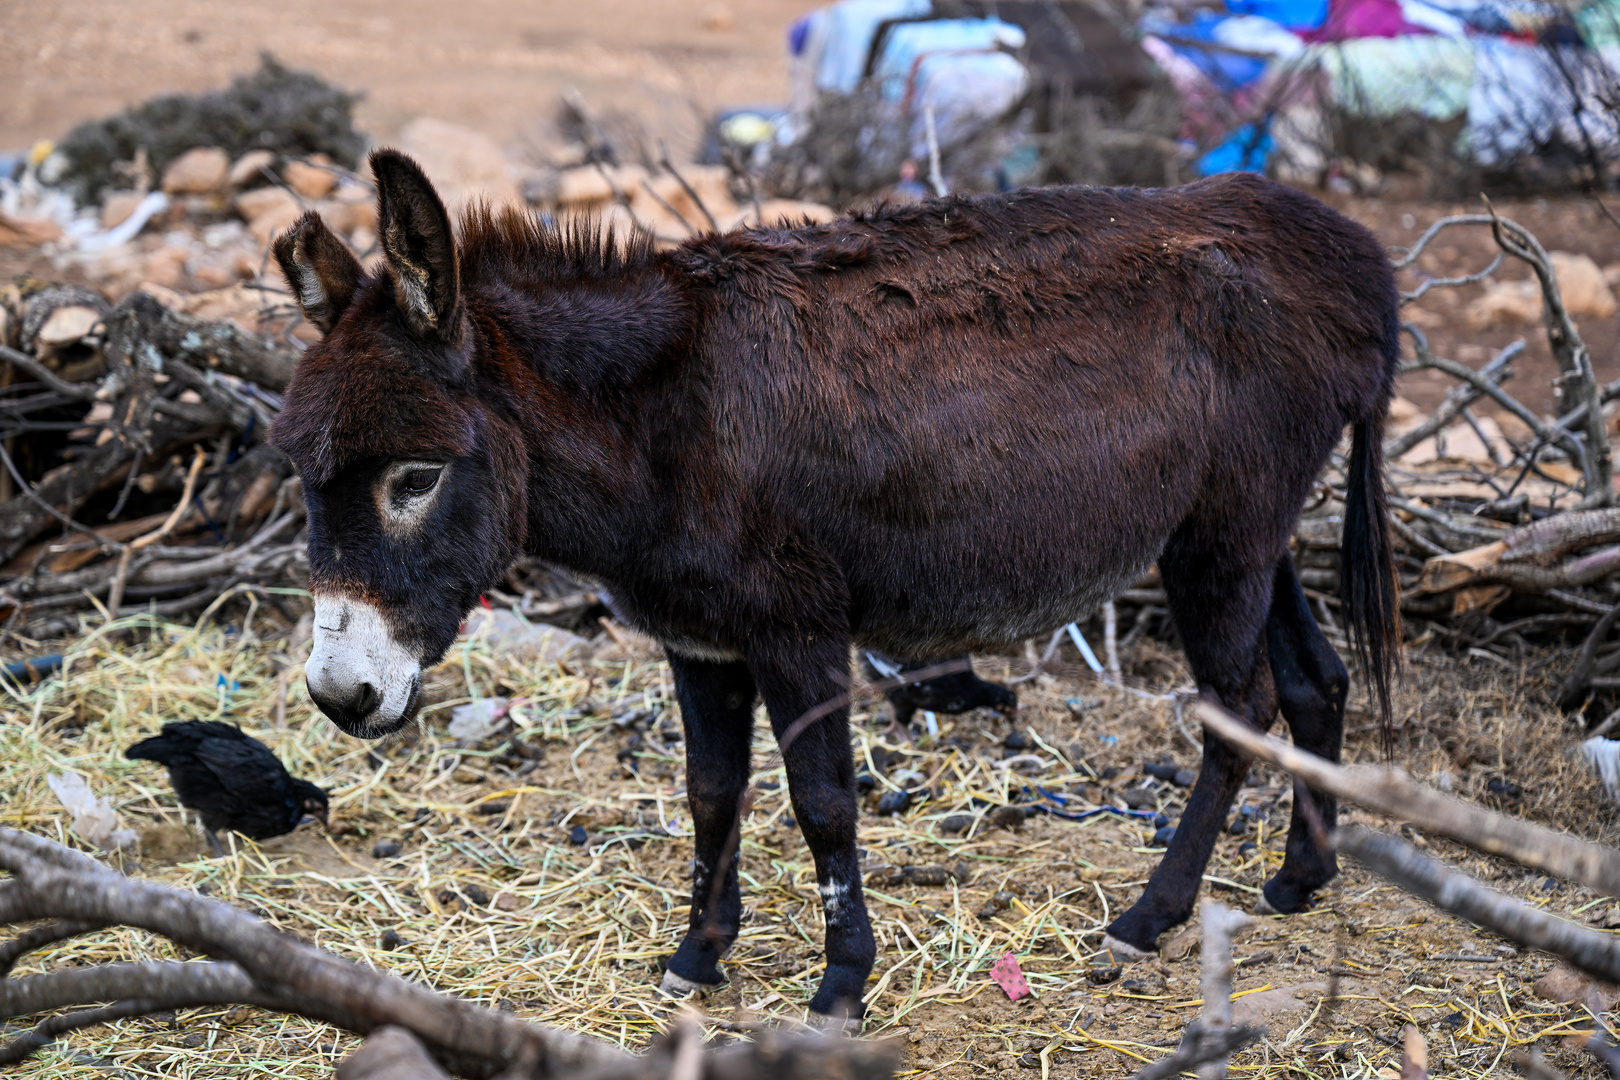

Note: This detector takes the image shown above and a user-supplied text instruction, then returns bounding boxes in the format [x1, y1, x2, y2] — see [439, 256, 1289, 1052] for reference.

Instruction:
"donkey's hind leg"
[662, 653, 757, 996]
[1259, 557, 1349, 914]
[1103, 545, 1279, 956]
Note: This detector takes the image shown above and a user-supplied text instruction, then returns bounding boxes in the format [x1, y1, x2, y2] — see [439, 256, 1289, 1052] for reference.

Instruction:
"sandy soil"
[0, 0, 810, 160]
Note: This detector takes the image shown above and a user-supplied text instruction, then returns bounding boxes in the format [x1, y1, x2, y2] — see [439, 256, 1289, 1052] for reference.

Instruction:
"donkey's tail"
[1339, 403, 1402, 754]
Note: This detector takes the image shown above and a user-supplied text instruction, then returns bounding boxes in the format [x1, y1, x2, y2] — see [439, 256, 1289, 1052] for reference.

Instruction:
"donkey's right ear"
[272, 212, 363, 336]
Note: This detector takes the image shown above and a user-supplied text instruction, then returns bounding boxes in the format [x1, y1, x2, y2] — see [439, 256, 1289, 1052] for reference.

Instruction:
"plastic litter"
[47, 772, 138, 851]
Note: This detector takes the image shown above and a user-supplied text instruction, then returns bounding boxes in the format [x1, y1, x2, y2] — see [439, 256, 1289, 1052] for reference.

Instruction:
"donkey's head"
[269, 151, 528, 738]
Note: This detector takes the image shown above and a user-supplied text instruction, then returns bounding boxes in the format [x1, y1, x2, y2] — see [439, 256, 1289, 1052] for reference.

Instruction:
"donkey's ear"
[371, 149, 464, 349]
[271, 212, 362, 336]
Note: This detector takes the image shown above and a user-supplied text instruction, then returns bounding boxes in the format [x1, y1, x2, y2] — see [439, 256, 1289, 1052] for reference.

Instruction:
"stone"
[228, 149, 276, 189]
[553, 166, 616, 207]
[140, 247, 191, 291]
[1532, 963, 1620, 1013]
[283, 155, 337, 199]
[0, 211, 61, 248]
[35, 305, 102, 350]
[1466, 252, 1617, 329]
[396, 117, 522, 218]
[101, 191, 143, 230]
[248, 202, 304, 247]
[315, 188, 378, 235]
[700, 2, 734, 30]
[235, 185, 299, 223]
[161, 147, 229, 194]
[1552, 250, 1617, 319]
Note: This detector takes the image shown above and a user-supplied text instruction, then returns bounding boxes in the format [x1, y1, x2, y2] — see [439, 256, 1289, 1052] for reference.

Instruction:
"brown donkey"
[269, 150, 1400, 1025]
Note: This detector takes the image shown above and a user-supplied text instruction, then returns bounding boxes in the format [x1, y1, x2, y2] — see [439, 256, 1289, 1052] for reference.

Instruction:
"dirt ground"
[1, 613, 1615, 1080]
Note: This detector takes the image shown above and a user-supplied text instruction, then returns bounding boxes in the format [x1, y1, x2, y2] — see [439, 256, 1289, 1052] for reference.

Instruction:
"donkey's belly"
[849, 548, 1161, 658]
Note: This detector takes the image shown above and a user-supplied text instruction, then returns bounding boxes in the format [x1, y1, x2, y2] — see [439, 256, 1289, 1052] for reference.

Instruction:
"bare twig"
[1197, 900, 1252, 1080]
[1197, 702, 1620, 898]
[105, 445, 205, 615]
[1337, 824, 1620, 984]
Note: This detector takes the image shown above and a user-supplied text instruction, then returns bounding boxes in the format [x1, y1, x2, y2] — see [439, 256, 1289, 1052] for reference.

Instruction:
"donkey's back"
[667, 173, 1399, 659]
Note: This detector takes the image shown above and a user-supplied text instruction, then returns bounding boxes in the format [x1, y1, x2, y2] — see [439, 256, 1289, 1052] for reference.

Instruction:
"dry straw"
[0, 607, 1610, 1079]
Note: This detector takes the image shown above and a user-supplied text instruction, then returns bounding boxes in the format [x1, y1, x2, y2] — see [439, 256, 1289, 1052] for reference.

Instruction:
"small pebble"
[1122, 788, 1156, 810]
[1227, 817, 1247, 835]
[1152, 813, 1169, 828]
[1152, 825, 1176, 846]
[371, 839, 401, 859]
[1238, 841, 1258, 855]
[568, 825, 589, 846]
[379, 928, 406, 951]
[1142, 762, 1178, 782]
[987, 805, 1026, 830]
[876, 790, 913, 816]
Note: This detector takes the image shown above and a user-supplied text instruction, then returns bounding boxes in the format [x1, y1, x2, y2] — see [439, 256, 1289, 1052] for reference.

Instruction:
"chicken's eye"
[397, 468, 441, 497]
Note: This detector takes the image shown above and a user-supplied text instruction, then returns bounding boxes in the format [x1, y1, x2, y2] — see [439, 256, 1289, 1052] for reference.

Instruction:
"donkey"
[268, 150, 1400, 1025]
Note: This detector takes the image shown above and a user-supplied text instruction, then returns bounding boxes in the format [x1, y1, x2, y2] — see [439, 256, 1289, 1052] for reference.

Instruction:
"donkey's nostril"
[309, 679, 385, 733]
[354, 681, 381, 718]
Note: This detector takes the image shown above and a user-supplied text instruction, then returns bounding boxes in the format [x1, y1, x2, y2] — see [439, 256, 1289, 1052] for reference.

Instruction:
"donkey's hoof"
[658, 968, 725, 999]
[1100, 933, 1155, 963]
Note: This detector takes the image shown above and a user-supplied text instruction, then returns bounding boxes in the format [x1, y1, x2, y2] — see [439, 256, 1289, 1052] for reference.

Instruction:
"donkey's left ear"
[272, 212, 362, 336]
[371, 149, 465, 351]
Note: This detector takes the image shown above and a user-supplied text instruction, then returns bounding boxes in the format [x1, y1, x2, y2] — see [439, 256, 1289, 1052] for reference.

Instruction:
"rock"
[1553, 251, 1616, 319]
[0, 211, 62, 248]
[140, 247, 192, 291]
[900, 864, 949, 886]
[987, 805, 1026, 830]
[1161, 925, 1200, 961]
[729, 198, 838, 229]
[283, 156, 337, 199]
[451, 765, 481, 784]
[236, 185, 299, 223]
[553, 166, 617, 207]
[1121, 787, 1157, 810]
[101, 191, 143, 230]
[699, 2, 734, 30]
[372, 839, 402, 859]
[876, 789, 913, 816]
[161, 147, 230, 195]
[1173, 768, 1197, 787]
[396, 117, 522, 218]
[1142, 762, 1178, 781]
[1532, 963, 1620, 1013]
[314, 189, 378, 235]
[1004, 730, 1031, 751]
[494, 891, 521, 911]
[34, 305, 102, 352]
[228, 149, 276, 189]
[1467, 252, 1617, 329]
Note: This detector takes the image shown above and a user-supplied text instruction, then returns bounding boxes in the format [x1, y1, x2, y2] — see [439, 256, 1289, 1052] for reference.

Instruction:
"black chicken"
[126, 721, 328, 852]
[863, 653, 1018, 742]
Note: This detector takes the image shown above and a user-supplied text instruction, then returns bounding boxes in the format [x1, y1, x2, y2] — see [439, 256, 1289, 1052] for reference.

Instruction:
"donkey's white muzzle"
[304, 595, 422, 738]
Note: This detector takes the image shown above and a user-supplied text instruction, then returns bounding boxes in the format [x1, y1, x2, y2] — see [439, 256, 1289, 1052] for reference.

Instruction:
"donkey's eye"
[397, 468, 441, 497]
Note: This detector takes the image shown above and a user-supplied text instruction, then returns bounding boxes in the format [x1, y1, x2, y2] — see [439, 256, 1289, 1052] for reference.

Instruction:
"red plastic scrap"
[990, 950, 1030, 1001]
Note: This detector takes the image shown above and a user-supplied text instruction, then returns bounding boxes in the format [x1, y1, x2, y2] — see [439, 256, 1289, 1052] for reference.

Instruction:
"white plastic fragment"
[46, 771, 138, 851]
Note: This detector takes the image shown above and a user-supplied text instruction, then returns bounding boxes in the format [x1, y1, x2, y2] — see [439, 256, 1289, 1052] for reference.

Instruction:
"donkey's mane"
[457, 204, 661, 289]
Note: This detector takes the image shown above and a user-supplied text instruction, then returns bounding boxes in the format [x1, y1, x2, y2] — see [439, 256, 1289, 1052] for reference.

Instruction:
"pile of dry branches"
[0, 283, 305, 643]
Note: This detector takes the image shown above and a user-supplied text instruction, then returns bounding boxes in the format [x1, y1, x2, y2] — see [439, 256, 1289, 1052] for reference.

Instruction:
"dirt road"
[0, 0, 809, 158]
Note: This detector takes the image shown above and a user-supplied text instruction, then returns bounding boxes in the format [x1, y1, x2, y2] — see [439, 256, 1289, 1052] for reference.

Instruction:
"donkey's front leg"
[753, 637, 874, 1025]
[662, 653, 757, 995]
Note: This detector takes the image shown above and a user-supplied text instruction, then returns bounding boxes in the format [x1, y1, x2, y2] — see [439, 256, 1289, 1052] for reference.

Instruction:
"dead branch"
[1128, 1024, 1265, 1080]
[0, 828, 898, 1080]
[1337, 824, 1620, 985]
[1417, 507, 1620, 594]
[1484, 199, 1613, 507]
[1197, 900, 1252, 1080]
[1196, 703, 1620, 898]
[105, 445, 205, 613]
[1388, 341, 1522, 460]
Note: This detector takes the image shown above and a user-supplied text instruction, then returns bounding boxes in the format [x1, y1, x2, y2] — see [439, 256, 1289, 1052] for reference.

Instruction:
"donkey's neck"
[467, 267, 695, 578]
